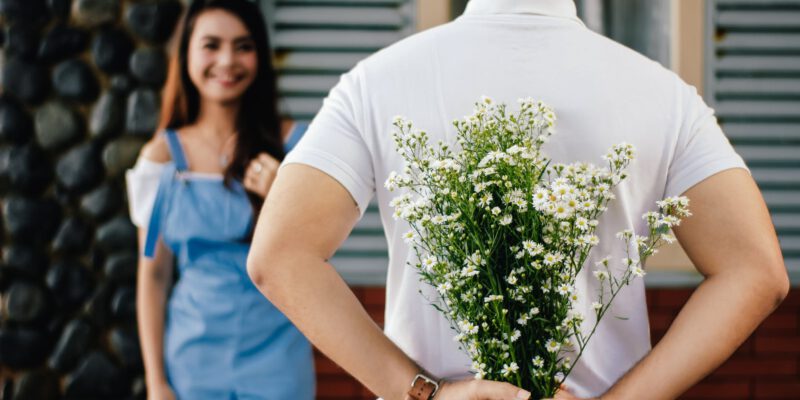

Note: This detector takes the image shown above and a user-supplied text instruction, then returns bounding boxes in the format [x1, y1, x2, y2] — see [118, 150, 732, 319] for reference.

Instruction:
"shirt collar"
[464, 0, 580, 21]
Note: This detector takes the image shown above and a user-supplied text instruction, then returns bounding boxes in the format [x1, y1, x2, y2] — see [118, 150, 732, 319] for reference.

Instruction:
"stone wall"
[0, 0, 182, 398]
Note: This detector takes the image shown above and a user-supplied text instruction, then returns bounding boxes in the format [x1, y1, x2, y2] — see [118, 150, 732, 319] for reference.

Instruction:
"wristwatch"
[405, 373, 440, 400]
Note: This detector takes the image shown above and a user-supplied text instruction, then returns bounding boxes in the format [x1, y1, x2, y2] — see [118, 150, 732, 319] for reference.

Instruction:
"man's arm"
[601, 168, 790, 399]
[247, 164, 530, 400]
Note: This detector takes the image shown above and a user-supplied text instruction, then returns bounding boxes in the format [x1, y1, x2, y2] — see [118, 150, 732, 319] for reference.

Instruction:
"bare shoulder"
[140, 133, 171, 163]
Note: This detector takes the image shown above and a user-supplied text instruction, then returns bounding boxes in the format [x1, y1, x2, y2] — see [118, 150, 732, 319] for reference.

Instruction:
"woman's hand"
[243, 152, 280, 198]
[434, 379, 531, 400]
[146, 380, 176, 400]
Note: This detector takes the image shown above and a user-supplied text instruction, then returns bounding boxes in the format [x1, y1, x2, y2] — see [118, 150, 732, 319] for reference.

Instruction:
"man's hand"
[542, 385, 598, 400]
[436, 379, 530, 400]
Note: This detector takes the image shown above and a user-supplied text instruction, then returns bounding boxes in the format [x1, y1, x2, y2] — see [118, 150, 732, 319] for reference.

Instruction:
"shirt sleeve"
[282, 66, 375, 215]
[125, 158, 166, 228]
[664, 81, 749, 198]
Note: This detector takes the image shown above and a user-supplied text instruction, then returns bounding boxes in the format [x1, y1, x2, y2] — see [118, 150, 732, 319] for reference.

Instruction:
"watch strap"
[404, 374, 439, 400]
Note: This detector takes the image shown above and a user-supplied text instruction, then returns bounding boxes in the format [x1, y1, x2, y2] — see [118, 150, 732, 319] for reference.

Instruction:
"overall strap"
[164, 129, 189, 172]
[284, 121, 309, 153]
[143, 166, 174, 258]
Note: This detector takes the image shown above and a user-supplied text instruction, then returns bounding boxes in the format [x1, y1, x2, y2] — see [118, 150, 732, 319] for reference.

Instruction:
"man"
[247, 1, 789, 398]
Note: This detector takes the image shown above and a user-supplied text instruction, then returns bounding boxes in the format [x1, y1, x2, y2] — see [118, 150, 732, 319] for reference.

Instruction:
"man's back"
[285, 1, 745, 396]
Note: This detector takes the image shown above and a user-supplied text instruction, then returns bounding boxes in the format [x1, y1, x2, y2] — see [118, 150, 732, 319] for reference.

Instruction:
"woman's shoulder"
[140, 131, 172, 163]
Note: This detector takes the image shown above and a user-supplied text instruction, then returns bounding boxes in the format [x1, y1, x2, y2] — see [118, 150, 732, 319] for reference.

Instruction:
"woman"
[126, 1, 314, 399]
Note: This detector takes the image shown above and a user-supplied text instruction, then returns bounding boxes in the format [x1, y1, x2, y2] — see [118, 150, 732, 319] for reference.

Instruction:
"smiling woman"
[124, 1, 315, 399]
[187, 10, 258, 102]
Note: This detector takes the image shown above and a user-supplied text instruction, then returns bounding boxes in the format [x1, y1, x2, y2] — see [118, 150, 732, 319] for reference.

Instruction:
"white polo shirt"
[283, 0, 746, 396]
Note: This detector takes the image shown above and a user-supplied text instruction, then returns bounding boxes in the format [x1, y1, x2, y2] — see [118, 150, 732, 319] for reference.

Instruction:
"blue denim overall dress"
[143, 129, 314, 400]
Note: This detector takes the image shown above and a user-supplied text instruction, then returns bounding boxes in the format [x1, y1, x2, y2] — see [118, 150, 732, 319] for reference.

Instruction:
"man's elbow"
[770, 261, 791, 306]
[759, 256, 790, 308]
[246, 248, 277, 292]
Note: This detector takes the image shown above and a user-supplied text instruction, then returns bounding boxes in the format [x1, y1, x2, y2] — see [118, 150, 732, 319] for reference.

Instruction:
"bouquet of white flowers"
[386, 97, 690, 398]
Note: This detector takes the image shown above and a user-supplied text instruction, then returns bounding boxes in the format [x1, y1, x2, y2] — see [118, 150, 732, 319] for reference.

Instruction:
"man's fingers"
[474, 380, 530, 400]
[543, 384, 579, 400]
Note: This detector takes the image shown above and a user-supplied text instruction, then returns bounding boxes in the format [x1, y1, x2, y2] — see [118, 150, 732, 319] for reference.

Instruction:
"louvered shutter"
[270, 0, 415, 120]
[264, 0, 416, 284]
[706, 0, 800, 279]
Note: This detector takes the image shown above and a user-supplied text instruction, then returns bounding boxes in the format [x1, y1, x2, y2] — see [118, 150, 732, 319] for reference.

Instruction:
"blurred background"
[0, 0, 797, 399]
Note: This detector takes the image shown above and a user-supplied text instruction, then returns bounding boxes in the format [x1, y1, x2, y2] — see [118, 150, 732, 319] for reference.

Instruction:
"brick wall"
[315, 287, 800, 399]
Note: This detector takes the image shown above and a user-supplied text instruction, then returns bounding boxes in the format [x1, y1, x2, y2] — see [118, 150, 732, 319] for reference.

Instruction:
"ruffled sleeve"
[125, 158, 166, 228]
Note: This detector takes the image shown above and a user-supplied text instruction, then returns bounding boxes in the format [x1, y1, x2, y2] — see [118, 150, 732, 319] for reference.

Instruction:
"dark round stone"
[2, 244, 49, 277]
[48, 0, 71, 19]
[0, 267, 11, 292]
[83, 282, 112, 327]
[12, 368, 60, 400]
[48, 318, 94, 373]
[125, 0, 182, 44]
[0, 328, 50, 369]
[104, 252, 137, 283]
[53, 59, 100, 103]
[34, 100, 82, 150]
[64, 351, 127, 399]
[0, 0, 48, 24]
[52, 216, 92, 254]
[80, 182, 121, 221]
[4, 143, 52, 194]
[109, 325, 141, 371]
[0, 146, 9, 190]
[131, 376, 146, 399]
[4, 280, 50, 324]
[1, 378, 11, 400]
[71, 0, 119, 28]
[110, 285, 136, 321]
[103, 136, 145, 176]
[109, 74, 134, 93]
[5, 23, 39, 61]
[96, 215, 137, 252]
[0, 95, 33, 144]
[38, 25, 89, 64]
[56, 142, 104, 193]
[2, 57, 50, 104]
[90, 91, 124, 138]
[45, 260, 93, 311]
[126, 88, 160, 136]
[129, 47, 166, 86]
[91, 28, 134, 74]
[2, 196, 61, 243]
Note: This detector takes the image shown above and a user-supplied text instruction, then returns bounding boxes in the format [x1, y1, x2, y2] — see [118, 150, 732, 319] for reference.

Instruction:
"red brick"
[362, 287, 386, 306]
[778, 290, 800, 307]
[315, 354, 346, 375]
[316, 378, 359, 398]
[754, 380, 800, 399]
[653, 288, 695, 307]
[755, 312, 799, 335]
[649, 309, 677, 331]
[715, 357, 797, 377]
[754, 336, 800, 354]
[682, 381, 751, 399]
[729, 337, 755, 357]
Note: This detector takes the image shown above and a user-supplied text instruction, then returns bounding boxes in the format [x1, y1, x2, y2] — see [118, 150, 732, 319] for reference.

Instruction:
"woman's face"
[187, 9, 258, 104]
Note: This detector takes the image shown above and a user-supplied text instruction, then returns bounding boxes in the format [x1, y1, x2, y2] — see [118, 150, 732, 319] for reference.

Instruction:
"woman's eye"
[237, 43, 255, 52]
[203, 43, 219, 50]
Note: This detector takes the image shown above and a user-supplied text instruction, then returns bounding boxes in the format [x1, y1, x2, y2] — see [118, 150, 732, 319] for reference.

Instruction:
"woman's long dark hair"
[158, 0, 283, 227]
